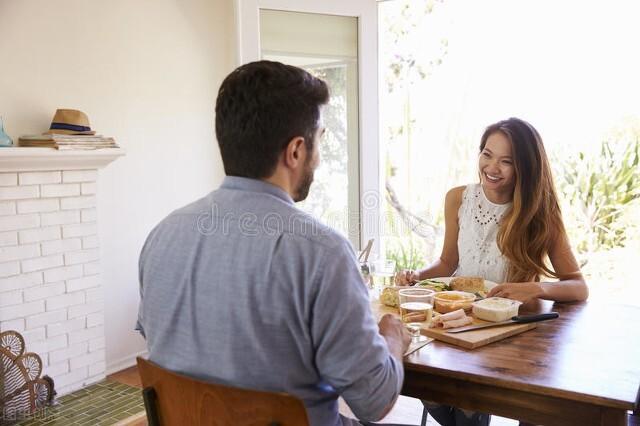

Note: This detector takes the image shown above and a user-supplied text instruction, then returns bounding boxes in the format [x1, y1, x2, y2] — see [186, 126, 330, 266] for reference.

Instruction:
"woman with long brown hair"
[395, 117, 588, 426]
[397, 117, 588, 303]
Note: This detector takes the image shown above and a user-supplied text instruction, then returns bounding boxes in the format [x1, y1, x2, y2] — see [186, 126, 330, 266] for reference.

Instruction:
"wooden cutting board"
[422, 317, 537, 349]
[372, 301, 536, 350]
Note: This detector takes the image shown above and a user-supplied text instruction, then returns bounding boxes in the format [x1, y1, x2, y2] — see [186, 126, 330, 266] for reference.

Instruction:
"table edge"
[404, 362, 638, 410]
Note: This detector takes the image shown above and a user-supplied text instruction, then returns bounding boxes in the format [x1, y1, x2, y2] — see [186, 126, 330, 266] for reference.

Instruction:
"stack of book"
[18, 134, 119, 150]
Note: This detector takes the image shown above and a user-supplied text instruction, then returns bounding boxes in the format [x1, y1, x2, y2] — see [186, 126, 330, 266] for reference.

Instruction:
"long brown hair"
[480, 118, 564, 282]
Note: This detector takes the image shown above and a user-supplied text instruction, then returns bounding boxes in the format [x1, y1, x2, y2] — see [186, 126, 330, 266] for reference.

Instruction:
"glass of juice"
[398, 288, 435, 341]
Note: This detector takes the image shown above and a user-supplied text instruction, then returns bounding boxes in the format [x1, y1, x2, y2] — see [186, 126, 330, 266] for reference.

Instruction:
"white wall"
[0, 0, 236, 372]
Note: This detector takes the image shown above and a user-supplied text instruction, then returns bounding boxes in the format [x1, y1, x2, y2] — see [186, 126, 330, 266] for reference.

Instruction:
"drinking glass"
[370, 259, 396, 297]
[398, 288, 434, 341]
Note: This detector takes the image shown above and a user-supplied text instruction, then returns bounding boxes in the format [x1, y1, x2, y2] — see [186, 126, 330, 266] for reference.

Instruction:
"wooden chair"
[136, 357, 309, 426]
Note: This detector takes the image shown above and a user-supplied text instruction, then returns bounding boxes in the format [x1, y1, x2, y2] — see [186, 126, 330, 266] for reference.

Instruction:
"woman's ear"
[283, 136, 305, 169]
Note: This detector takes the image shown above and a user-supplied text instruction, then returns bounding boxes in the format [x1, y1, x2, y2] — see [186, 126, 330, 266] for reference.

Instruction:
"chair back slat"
[136, 357, 309, 426]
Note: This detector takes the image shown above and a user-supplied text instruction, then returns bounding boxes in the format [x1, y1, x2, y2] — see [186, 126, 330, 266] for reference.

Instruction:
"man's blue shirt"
[137, 176, 403, 425]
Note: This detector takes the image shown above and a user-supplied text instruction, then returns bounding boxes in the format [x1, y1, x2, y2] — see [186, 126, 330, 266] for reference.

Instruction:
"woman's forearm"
[488, 278, 588, 303]
[417, 258, 457, 280]
[539, 278, 589, 302]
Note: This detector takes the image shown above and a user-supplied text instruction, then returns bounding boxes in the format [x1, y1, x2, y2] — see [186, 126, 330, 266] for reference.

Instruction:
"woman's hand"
[487, 282, 545, 303]
[395, 269, 418, 286]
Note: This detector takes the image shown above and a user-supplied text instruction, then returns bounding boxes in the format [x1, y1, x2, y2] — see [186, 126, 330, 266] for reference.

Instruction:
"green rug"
[14, 380, 145, 426]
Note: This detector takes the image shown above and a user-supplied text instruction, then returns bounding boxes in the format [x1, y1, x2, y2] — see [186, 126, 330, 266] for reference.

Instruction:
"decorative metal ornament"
[0, 330, 55, 421]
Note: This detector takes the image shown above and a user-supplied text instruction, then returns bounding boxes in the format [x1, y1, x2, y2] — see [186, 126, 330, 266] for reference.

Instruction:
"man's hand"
[394, 269, 417, 286]
[378, 314, 411, 360]
[487, 282, 545, 303]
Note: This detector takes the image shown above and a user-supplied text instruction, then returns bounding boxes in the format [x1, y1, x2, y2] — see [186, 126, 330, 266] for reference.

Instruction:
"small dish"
[433, 291, 476, 313]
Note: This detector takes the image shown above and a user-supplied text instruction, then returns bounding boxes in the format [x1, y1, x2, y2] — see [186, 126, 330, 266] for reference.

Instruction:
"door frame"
[234, 0, 381, 254]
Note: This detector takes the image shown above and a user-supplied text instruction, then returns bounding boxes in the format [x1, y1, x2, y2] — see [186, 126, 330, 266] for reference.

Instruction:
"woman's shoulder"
[446, 184, 477, 203]
[446, 185, 468, 197]
[444, 185, 467, 210]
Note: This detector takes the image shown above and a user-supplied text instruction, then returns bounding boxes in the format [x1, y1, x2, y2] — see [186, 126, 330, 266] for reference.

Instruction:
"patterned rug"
[12, 380, 145, 426]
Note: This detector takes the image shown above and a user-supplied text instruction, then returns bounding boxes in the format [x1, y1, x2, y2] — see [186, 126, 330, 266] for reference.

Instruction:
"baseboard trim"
[106, 350, 149, 376]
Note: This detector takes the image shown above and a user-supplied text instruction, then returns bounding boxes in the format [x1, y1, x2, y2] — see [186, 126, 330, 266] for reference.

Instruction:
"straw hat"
[45, 109, 96, 135]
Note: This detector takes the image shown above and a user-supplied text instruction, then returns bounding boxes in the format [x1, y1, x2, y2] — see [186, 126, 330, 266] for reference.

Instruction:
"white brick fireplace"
[0, 147, 124, 395]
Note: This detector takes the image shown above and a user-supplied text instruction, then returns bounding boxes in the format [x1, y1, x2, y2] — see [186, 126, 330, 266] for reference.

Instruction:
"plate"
[416, 277, 498, 296]
[429, 277, 498, 292]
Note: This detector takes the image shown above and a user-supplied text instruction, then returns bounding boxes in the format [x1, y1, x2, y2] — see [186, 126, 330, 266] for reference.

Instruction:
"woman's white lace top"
[456, 184, 512, 283]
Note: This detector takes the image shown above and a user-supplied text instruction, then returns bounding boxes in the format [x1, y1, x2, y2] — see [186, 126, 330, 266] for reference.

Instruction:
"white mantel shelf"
[0, 147, 125, 171]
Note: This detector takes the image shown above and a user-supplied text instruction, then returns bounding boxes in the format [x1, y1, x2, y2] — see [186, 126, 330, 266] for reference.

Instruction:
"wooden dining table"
[376, 298, 640, 426]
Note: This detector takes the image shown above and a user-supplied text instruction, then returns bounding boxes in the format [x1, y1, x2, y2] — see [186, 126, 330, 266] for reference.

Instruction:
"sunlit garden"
[378, 0, 640, 304]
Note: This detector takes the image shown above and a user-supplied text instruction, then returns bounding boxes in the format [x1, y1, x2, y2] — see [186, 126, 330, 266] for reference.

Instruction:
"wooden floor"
[108, 366, 143, 388]
[107, 366, 519, 425]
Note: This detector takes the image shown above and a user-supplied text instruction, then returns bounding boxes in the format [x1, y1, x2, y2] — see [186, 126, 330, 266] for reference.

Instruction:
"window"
[379, 0, 640, 304]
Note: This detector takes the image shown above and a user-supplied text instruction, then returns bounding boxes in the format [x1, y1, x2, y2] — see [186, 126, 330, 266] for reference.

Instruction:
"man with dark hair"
[136, 61, 410, 426]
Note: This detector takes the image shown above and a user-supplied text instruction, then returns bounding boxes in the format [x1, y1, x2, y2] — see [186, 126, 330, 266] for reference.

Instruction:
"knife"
[445, 312, 559, 333]
[404, 337, 433, 356]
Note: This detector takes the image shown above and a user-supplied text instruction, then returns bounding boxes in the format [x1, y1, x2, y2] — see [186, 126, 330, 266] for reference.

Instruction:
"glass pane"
[300, 65, 349, 235]
[260, 10, 359, 245]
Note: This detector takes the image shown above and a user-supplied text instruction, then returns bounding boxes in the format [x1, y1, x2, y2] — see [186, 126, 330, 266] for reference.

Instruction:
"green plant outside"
[557, 133, 640, 253]
[386, 237, 427, 272]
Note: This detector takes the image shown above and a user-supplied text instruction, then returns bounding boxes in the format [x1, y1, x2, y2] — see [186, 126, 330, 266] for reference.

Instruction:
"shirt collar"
[220, 176, 294, 205]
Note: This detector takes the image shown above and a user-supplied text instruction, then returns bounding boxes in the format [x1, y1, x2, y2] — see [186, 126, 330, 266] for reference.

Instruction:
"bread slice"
[380, 286, 402, 307]
[450, 276, 485, 293]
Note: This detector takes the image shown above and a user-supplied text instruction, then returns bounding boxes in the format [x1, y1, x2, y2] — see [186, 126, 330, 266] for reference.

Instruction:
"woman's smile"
[483, 172, 502, 183]
[478, 131, 516, 203]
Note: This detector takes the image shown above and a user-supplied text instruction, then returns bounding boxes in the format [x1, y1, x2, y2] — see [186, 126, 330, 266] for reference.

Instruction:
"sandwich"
[450, 276, 485, 294]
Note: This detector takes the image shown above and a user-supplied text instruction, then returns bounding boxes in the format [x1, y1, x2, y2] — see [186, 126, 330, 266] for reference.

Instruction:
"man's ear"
[283, 136, 305, 169]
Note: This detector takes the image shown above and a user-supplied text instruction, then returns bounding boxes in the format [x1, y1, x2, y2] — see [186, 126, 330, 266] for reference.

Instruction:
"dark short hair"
[215, 60, 330, 179]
